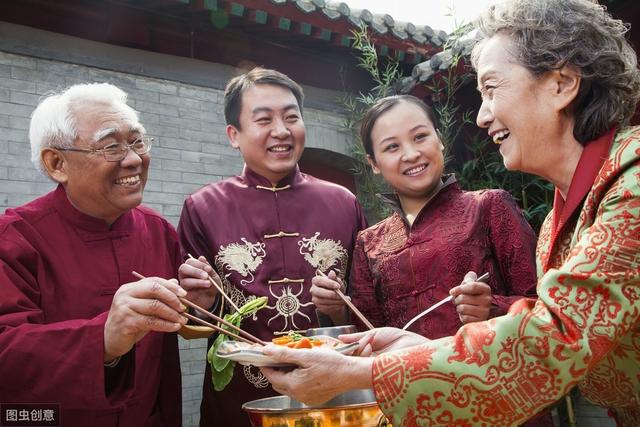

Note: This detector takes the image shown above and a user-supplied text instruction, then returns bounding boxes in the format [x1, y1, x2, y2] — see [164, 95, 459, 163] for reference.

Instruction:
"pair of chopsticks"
[187, 253, 240, 313]
[315, 269, 374, 330]
[402, 272, 490, 330]
[131, 271, 266, 346]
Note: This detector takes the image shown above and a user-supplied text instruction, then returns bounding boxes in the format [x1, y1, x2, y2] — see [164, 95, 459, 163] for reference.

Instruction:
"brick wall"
[0, 21, 355, 427]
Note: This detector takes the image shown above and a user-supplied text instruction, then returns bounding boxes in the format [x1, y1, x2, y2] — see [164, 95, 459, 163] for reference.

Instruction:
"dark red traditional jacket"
[177, 165, 367, 427]
[0, 185, 182, 427]
[350, 175, 539, 339]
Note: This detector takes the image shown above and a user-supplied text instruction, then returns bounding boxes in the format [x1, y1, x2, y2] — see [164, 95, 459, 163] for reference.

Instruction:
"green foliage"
[208, 296, 268, 391]
[341, 23, 553, 231]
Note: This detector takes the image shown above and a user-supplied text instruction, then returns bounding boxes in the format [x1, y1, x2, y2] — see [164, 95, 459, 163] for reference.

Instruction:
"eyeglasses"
[55, 137, 153, 162]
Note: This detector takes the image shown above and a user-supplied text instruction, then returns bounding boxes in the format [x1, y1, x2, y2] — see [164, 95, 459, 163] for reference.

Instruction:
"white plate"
[216, 336, 359, 367]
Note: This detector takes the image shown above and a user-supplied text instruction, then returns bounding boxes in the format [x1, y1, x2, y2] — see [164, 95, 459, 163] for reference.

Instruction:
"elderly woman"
[260, 0, 640, 425]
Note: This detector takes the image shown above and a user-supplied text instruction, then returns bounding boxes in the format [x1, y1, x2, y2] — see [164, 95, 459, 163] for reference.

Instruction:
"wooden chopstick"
[179, 295, 267, 346]
[187, 253, 241, 313]
[316, 269, 374, 330]
[131, 271, 264, 346]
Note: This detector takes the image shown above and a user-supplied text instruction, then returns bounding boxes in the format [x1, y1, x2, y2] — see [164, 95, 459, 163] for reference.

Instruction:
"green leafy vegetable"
[209, 296, 268, 391]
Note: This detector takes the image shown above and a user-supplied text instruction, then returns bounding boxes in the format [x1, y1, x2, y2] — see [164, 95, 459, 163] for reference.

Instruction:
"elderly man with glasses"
[0, 83, 211, 427]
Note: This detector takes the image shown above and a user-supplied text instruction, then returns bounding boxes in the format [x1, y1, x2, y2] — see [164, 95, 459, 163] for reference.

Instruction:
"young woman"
[312, 95, 539, 340]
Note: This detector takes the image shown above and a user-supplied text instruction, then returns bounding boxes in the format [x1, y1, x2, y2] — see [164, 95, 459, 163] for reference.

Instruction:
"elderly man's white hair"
[29, 82, 144, 176]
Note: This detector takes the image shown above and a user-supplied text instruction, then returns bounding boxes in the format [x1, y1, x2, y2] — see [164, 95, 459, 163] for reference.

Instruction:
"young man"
[177, 68, 367, 426]
[0, 83, 206, 426]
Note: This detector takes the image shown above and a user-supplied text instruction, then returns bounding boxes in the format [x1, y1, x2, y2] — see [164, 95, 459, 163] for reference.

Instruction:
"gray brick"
[182, 373, 204, 389]
[200, 120, 226, 134]
[180, 128, 213, 143]
[9, 192, 46, 207]
[200, 101, 218, 113]
[0, 167, 7, 180]
[0, 53, 37, 69]
[6, 167, 42, 182]
[144, 202, 163, 213]
[143, 179, 162, 192]
[150, 146, 181, 160]
[135, 78, 177, 95]
[163, 204, 184, 216]
[178, 108, 216, 122]
[9, 91, 40, 107]
[36, 60, 80, 75]
[149, 164, 183, 182]
[0, 114, 9, 128]
[138, 111, 159, 125]
[1, 180, 32, 194]
[128, 88, 160, 103]
[0, 102, 35, 118]
[9, 115, 30, 130]
[0, 64, 10, 78]
[178, 86, 218, 101]
[203, 162, 241, 176]
[12, 67, 66, 86]
[146, 125, 180, 139]
[0, 89, 9, 102]
[0, 77, 35, 95]
[8, 141, 30, 155]
[0, 140, 8, 153]
[143, 190, 183, 205]
[35, 82, 65, 96]
[136, 100, 178, 116]
[162, 181, 201, 194]
[201, 142, 237, 156]
[159, 114, 202, 131]
[160, 138, 201, 152]
[182, 172, 215, 185]
[159, 93, 202, 110]
[0, 154, 26, 167]
[180, 150, 220, 164]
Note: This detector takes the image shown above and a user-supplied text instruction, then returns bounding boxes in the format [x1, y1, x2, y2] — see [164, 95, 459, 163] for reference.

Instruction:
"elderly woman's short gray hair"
[471, 0, 640, 143]
[29, 82, 143, 176]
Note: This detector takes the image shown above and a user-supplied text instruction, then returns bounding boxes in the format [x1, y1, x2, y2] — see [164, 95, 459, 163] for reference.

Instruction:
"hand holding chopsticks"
[315, 269, 375, 330]
[132, 271, 265, 346]
[180, 254, 240, 313]
[402, 272, 490, 330]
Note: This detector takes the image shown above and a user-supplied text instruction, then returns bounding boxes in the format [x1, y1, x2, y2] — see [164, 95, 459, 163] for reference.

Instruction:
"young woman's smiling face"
[368, 101, 444, 201]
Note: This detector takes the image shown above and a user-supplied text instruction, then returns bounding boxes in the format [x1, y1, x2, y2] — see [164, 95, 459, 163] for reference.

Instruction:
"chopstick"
[402, 272, 490, 331]
[187, 253, 240, 313]
[316, 269, 374, 330]
[131, 271, 265, 346]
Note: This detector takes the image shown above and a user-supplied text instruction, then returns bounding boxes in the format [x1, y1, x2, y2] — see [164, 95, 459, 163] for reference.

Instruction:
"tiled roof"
[160, 0, 450, 64]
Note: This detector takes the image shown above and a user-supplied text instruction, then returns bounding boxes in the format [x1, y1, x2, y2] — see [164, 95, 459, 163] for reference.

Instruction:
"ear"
[549, 64, 581, 111]
[41, 148, 68, 184]
[366, 154, 381, 175]
[226, 124, 240, 149]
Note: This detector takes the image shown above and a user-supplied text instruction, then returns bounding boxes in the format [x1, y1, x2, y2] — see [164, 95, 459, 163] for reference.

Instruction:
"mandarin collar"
[378, 174, 457, 222]
[240, 165, 303, 189]
[52, 184, 133, 234]
[549, 127, 616, 241]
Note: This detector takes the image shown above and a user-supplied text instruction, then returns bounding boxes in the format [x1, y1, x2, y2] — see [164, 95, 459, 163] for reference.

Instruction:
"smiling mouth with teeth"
[492, 131, 510, 145]
[404, 165, 427, 175]
[268, 145, 291, 153]
[115, 175, 141, 185]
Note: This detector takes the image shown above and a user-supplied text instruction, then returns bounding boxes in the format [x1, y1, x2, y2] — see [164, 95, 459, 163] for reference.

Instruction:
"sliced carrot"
[272, 336, 291, 345]
[294, 338, 312, 349]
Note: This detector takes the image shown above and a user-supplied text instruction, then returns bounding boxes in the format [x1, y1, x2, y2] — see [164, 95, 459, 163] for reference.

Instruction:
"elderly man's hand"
[339, 327, 429, 357]
[260, 345, 374, 406]
[104, 277, 187, 363]
[310, 270, 348, 324]
[450, 271, 492, 324]
[178, 256, 219, 311]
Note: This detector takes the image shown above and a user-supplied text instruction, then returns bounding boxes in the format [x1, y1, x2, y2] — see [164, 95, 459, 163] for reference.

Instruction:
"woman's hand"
[339, 327, 429, 357]
[310, 270, 348, 324]
[260, 345, 374, 406]
[450, 271, 492, 323]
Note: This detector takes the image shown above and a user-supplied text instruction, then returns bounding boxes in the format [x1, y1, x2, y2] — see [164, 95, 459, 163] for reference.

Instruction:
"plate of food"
[215, 333, 359, 367]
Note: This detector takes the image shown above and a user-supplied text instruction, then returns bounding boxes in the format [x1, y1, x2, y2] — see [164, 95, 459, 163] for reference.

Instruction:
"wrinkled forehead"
[475, 34, 520, 81]
[71, 100, 144, 142]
